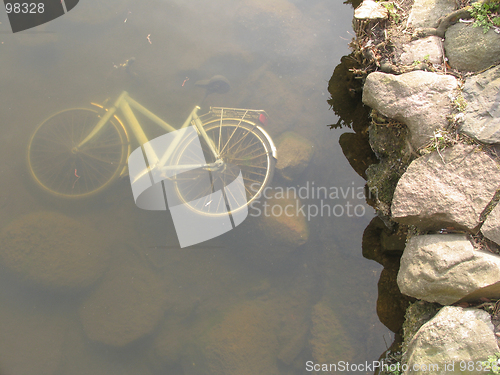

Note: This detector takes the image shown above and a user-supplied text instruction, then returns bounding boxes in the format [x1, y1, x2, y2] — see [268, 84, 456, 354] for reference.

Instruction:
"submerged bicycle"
[27, 79, 277, 216]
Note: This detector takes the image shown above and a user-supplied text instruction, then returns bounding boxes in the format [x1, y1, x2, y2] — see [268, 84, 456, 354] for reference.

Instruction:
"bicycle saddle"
[195, 75, 231, 95]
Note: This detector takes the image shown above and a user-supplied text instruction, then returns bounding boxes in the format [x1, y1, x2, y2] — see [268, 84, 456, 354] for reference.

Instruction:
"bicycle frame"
[76, 91, 221, 181]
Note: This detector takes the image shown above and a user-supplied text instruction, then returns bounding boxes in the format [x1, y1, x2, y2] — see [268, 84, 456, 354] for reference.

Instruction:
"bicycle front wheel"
[172, 119, 276, 216]
[27, 107, 130, 199]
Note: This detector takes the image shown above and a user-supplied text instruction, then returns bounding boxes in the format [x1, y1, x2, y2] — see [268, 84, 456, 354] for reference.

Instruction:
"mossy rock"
[366, 162, 404, 214]
[365, 123, 413, 216]
[401, 300, 441, 356]
[368, 123, 408, 160]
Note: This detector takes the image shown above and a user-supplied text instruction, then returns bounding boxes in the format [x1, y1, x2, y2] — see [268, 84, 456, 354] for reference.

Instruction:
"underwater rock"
[234, 0, 315, 60]
[194, 75, 231, 95]
[309, 299, 355, 366]
[0, 211, 111, 291]
[201, 300, 280, 375]
[275, 131, 315, 181]
[79, 262, 167, 347]
[257, 190, 310, 248]
[362, 216, 407, 267]
[0, 297, 69, 375]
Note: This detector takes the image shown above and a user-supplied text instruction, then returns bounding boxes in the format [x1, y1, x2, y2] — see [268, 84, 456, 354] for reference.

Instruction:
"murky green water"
[0, 0, 393, 374]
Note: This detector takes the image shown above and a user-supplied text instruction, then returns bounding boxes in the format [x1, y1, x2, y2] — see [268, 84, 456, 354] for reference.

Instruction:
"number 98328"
[5, 3, 45, 13]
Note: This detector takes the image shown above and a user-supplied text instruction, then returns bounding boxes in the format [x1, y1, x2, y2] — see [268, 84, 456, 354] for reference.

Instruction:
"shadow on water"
[327, 52, 415, 368]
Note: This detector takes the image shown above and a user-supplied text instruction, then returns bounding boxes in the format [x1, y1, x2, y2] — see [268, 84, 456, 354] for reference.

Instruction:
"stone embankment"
[353, 0, 500, 372]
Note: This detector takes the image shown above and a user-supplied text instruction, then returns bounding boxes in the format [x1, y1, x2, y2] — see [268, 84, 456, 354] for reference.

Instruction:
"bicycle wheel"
[171, 119, 276, 216]
[27, 107, 130, 199]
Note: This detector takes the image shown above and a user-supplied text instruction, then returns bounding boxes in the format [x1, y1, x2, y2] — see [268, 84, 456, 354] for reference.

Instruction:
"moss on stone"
[401, 300, 441, 360]
[365, 121, 413, 217]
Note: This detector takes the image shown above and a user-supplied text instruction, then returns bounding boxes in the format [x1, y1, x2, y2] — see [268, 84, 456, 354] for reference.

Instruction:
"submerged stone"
[201, 300, 280, 375]
[258, 192, 309, 248]
[275, 131, 315, 181]
[79, 262, 167, 347]
[0, 211, 111, 291]
[309, 299, 355, 366]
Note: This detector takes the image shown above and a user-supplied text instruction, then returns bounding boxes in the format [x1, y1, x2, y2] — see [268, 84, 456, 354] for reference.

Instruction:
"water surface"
[0, 0, 392, 374]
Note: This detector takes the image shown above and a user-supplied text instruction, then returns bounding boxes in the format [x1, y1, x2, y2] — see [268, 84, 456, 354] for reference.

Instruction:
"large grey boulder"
[391, 144, 500, 231]
[404, 306, 499, 374]
[398, 234, 500, 305]
[407, 0, 456, 29]
[362, 71, 457, 149]
[482, 203, 500, 246]
[460, 64, 500, 143]
[400, 36, 444, 65]
[444, 23, 500, 72]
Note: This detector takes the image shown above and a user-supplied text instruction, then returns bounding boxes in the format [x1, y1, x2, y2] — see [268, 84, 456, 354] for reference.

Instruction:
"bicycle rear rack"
[199, 107, 269, 124]
[197, 107, 277, 160]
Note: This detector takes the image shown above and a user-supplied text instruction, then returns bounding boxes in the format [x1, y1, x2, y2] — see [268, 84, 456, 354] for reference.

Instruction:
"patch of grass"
[453, 93, 467, 112]
[419, 130, 456, 156]
[378, 349, 403, 375]
[482, 352, 500, 374]
[470, 1, 500, 33]
[411, 55, 429, 66]
[381, 2, 401, 23]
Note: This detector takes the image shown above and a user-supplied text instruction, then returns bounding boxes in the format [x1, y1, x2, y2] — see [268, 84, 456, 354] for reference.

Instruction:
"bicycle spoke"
[28, 108, 128, 198]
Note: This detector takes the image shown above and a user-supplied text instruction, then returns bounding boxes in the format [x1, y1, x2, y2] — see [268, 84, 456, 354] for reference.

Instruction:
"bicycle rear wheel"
[171, 119, 276, 216]
[27, 107, 130, 199]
